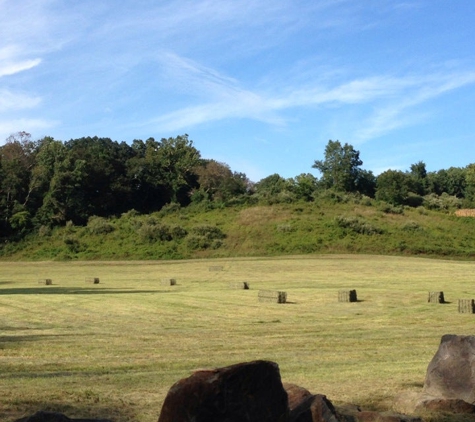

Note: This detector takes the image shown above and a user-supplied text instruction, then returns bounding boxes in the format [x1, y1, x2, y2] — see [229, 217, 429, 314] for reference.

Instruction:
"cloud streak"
[141, 52, 475, 144]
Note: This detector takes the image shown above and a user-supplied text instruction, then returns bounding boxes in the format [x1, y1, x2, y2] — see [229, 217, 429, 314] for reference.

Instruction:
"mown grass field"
[1, 255, 475, 421]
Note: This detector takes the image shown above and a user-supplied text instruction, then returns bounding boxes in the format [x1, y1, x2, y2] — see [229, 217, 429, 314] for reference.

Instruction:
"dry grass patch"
[237, 206, 290, 226]
[455, 209, 475, 217]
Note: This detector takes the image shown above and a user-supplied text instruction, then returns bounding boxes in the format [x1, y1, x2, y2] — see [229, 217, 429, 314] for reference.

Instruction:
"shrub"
[335, 216, 383, 235]
[63, 236, 80, 253]
[170, 225, 188, 239]
[190, 224, 225, 239]
[121, 209, 140, 219]
[401, 221, 421, 231]
[87, 216, 115, 235]
[158, 202, 181, 216]
[423, 193, 462, 211]
[405, 193, 423, 208]
[38, 225, 52, 237]
[417, 206, 428, 215]
[378, 203, 404, 215]
[186, 224, 225, 250]
[138, 223, 172, 242]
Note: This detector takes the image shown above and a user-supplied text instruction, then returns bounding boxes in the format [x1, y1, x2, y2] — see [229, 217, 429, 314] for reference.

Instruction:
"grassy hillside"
[2, 195, 475, 261]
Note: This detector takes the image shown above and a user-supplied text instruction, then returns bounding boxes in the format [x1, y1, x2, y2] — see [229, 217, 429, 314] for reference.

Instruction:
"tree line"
[1, 132, 473, 240]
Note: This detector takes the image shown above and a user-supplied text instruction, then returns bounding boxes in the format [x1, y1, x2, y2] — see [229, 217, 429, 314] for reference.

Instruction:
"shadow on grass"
[0, 327, 88, 346]
[1, 399, 137, 422]
[0, 287, 170, 295]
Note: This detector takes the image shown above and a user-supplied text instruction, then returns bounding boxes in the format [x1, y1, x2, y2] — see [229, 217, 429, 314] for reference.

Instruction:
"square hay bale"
[258, 290, 287, 304]
[428, 291, 444, 303]
[38, 278, 52, 285]
[85, 277, 100, 284]
[209, 266, 223, 271]
[458, 299, 475, 313]
[229, 282, 250, 290]
[161, 278, 177, 286]
[338, 289, 357, 302]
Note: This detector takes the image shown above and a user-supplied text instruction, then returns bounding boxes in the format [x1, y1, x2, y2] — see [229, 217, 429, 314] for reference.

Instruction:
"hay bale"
[338, 290, 357, 302]
[455, 209, 475, 217]
[85, 277, 100, 284]
[229, 282, 250, 290]
[458, 299, 475, 314]
[161, 278, 177, 286]
[209, 266, 223, 271]
[38, 278, 52, 285]
[428, 291, 444, 303]
[258, 290, 287, 303]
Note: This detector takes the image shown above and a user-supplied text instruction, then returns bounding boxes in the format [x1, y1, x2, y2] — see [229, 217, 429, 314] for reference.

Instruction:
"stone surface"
[284, 383, 313, 411]
[289, 394, 340, 422]
[415, 398, 475, 414]
[157, 360, 289, 422]
[423, 334, 475, 403]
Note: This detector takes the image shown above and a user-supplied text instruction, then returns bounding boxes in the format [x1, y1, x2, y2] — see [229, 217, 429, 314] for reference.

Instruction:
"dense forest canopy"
[1, 132, 473, 241]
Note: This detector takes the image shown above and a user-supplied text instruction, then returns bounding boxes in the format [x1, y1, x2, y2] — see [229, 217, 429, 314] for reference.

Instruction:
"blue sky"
[1, 1, 475, 182]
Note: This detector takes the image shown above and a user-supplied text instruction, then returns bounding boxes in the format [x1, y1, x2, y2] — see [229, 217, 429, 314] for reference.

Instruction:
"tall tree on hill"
[156, 135, 201, 205]
[409, 160, 428, 195]
[194, 159, 250, 202]
[312, 140, 363, 192]
[0, 132, 39, 234]
[375, 169, 412, 205]
[127, 135, 201, 211]
[64, 136, 134, 220]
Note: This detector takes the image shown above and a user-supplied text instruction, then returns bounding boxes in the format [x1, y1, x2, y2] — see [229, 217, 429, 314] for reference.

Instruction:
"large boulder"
[422, 334, 475, 403]
[157, 360, 289, 422]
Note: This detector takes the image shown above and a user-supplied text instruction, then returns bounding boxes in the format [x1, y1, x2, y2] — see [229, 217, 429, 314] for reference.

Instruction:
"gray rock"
[423, 334, 475, 403]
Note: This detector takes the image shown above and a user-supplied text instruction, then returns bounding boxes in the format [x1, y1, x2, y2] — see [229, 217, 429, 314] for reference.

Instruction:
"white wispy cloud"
[0, 58, 42, 77]
[353, 70, 475, 143]
[142, 50, 475, 141]
[0, 90, 41, 112]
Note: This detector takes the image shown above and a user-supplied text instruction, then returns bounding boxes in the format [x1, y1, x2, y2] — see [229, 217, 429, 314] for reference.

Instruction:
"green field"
[1, 255, 475, 421]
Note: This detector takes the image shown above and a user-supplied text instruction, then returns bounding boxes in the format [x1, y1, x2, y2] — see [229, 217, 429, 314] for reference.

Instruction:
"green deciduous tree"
[0, 132, 39, 235]
[312, 140, 363, 192]
[194, 159, 249, 202]
[375, 170, 413, 205]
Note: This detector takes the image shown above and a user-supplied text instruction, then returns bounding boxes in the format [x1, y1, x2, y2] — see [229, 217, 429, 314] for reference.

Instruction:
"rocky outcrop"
[157, 360, 289, 422]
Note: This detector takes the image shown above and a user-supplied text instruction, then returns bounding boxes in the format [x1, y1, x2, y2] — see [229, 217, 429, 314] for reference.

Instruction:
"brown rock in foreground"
[289, 394, 340, 422]
[157, 360, 289, 422]
[284, 383, 313, 411]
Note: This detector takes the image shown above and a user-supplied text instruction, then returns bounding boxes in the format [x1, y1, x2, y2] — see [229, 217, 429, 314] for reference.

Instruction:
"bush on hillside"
[336, 216, 383, 235]
[423, 193, 462, 211]
[185, 224, 225, 250]
[87, 216, 115, 234]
